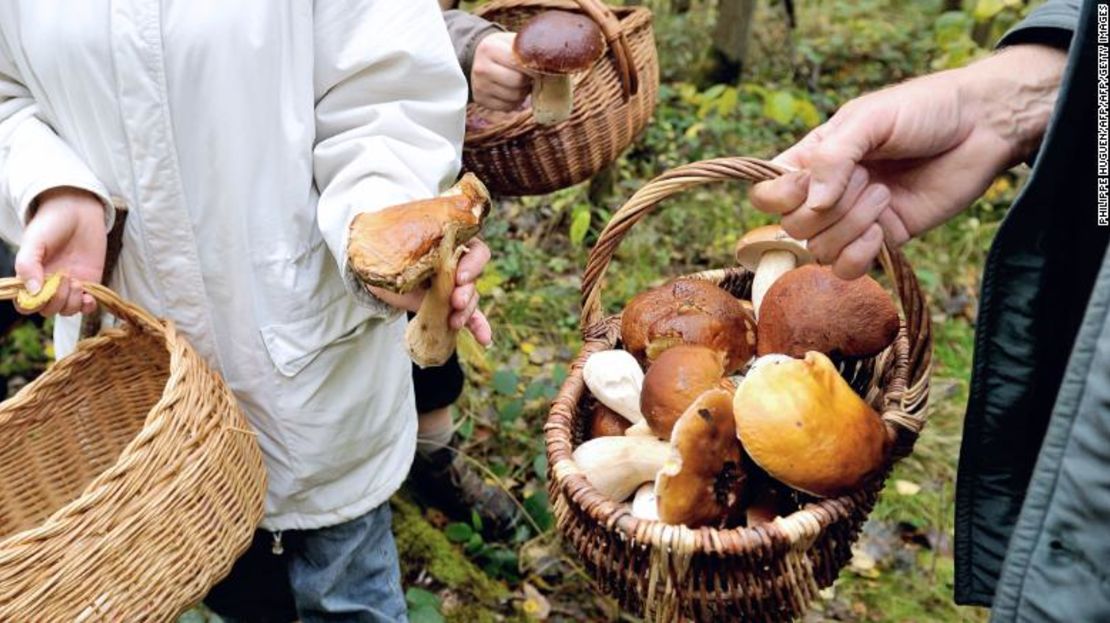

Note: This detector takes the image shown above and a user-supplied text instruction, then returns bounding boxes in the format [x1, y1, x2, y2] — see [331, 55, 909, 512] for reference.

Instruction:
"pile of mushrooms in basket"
[575, 224, 901, 528]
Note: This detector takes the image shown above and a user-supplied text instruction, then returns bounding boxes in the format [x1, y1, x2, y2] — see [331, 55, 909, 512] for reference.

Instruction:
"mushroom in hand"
[621, 279, 756, 374]
[655, 388, 746, 528]
[757, 265, 899, 359]
[513, 11, 606, 125]
[734, 225, 813, 318]
[640, 345, 727, 440]
[572, 435, 671, 501]
[733, 352, 891, 498]
[347, 173, 491, 368]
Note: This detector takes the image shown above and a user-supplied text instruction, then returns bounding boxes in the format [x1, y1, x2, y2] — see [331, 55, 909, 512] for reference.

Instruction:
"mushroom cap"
[733, 352, 891, 497]
[655, 388, 746, 528]
[589, 403, 632, 438]
[757, 265, 900, 358]
[348, 173, 490, 293]
[621, 279, 756, 374]
[734, 225, 812, 271]
[512, 11, 606, 75]
[640, 345, 726, 440]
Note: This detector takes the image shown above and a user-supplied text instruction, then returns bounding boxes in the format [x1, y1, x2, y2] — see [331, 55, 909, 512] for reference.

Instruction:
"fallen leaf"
[894, 480, 922, 496]
[521, 582, 552, 621]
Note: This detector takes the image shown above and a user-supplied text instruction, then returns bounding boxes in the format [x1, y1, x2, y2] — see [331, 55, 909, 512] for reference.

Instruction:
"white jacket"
[0, 1, 467, 530]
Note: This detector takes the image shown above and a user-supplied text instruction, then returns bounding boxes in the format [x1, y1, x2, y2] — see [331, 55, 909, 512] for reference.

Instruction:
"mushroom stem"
[532, 74, 573, 125]
[751, 249, 798, 318]
[405, 230, 463, 368]
[572, 435, 671, 501]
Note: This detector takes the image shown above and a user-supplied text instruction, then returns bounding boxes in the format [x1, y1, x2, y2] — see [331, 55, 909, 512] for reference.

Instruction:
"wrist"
[31, 186, 106, 220]
[958, 44, 1067, 164]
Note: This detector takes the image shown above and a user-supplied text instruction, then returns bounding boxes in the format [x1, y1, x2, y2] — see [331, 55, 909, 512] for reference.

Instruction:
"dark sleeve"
[998, 0, 1081, 50]
[443, 10, 504, 84]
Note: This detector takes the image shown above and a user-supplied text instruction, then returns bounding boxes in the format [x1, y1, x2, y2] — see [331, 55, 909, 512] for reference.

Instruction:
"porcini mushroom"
[621, 279, 756, 374]
[655, 388, 746, 528]
[347, 174, 491, 368]
[631, 482, 659, 521]
[589, 403, 632, 438]
[572, 435, 671, 501]
[734, 225, 813, 318]
[757, 265, 899, 359]
[640, 345, 726, 440]
[583, 349, 644, 424]
[733, 352, 891, 498]
[513, 11, 606, 125]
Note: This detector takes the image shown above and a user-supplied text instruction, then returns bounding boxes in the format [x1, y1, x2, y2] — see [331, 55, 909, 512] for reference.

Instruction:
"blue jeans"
[205, 502, 406, 623]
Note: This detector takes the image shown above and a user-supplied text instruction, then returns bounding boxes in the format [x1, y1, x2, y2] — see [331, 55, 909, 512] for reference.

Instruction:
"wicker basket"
[462, 0, 659, 196]
[0, 280, 266, 620]
[545, 157, 932, 622]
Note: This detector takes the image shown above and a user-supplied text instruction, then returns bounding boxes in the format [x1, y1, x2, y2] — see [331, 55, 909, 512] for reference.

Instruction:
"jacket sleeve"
[313, 0, 468, 314]
[998, 0, 1081, 50]
[443, 10, 504, 88]
[0, 34, 114, 246]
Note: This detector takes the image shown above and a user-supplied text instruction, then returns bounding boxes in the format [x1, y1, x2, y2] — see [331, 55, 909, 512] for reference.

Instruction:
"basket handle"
[579, 156, 933, 440]
[571, 0, 639, 100]
[0, 278, 166, 337]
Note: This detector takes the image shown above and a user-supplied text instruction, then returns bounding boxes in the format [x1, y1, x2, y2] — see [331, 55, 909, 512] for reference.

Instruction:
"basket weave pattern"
[545, 158, 932, 621]
[0, 280, 266, 620]
[462, 0, 659, 196]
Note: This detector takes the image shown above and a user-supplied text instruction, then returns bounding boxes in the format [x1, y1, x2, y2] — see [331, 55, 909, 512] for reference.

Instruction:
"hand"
[14, 187, 107, 316]
[471, 32, 530, 112]
[368, 238, 493, 346]
[749, 44, 1067, 279]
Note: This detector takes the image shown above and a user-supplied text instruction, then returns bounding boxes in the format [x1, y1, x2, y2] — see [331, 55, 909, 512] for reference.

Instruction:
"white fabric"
[0, 0, 467, 530]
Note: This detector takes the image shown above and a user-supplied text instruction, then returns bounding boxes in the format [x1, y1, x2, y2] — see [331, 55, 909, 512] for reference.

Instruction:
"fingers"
[456, 239, 490, 285]
[39, 276, 71, 317]
[806, 183, 891, 264]
[449, 288, 480, 331]
[781, 166, 870, 241]
[832, 223, 885, 280]
[465, 309, 493, 346]
[13, 242, 45, 311]
[451, 283, 476, 312]
[483, 61, 530, 92]
[750, 170, 810, 215]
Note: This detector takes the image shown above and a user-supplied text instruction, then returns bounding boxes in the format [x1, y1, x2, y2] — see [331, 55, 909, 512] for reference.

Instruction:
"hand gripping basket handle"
[0, 278, 166, 338]
[579, 156, 933, 451]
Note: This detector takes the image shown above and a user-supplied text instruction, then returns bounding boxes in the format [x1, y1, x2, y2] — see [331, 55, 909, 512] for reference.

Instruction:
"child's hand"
[14, 187, 107, 316]
[368, 238, 493, 346]
[450, 238, 491, 345]
[471, 32, 530, 112]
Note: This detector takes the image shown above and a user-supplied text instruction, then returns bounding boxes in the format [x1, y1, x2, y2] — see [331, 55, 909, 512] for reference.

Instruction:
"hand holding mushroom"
[513, 10, 606, 125]
[347, 174, 493, 367]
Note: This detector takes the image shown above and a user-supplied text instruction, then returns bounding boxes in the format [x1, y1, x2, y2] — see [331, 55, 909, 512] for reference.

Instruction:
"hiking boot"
[406, 446, 522, 541]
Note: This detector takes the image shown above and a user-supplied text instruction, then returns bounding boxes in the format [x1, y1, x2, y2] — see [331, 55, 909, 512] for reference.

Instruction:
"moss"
[391, 496, 508, 606]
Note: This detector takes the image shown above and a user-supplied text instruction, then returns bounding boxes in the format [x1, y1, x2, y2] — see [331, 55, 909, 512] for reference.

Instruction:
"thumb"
[801, 106, 886, 211]
[14, 241, 45, 294]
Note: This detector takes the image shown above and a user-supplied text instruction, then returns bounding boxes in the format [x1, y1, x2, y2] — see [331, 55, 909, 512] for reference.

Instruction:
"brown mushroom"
[757, 265, 899, 359]
[732, 352, 891, 498]
[589, 403, 632, 438]
[348, 173, 491, 368]
[513, 11, 606, 125]
[655, 388, 746, 528]
[640, 345, 726, 440]
[621, 279, 756, 374]
[734, 225, 813, 318]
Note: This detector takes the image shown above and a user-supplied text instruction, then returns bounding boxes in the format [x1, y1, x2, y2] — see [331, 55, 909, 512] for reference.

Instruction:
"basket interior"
[0, 328, 168, 538]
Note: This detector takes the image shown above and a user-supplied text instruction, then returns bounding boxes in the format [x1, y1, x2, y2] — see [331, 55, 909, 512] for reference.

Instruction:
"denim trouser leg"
[289, 503, 406, 623]
[205, 502, 406, 623]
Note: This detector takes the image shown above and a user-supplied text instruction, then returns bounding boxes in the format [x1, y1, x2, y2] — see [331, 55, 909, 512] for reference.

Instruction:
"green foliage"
[0, 321, 50, 380]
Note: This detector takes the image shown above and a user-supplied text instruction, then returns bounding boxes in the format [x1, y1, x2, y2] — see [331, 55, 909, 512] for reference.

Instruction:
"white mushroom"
[583, 350, 644, 424]
[572, 435, 670, 501]
[630, 482, 659, 521]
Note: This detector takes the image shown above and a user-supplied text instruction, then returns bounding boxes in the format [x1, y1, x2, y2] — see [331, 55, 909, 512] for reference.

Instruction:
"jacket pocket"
[257, 294, 413, 494]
